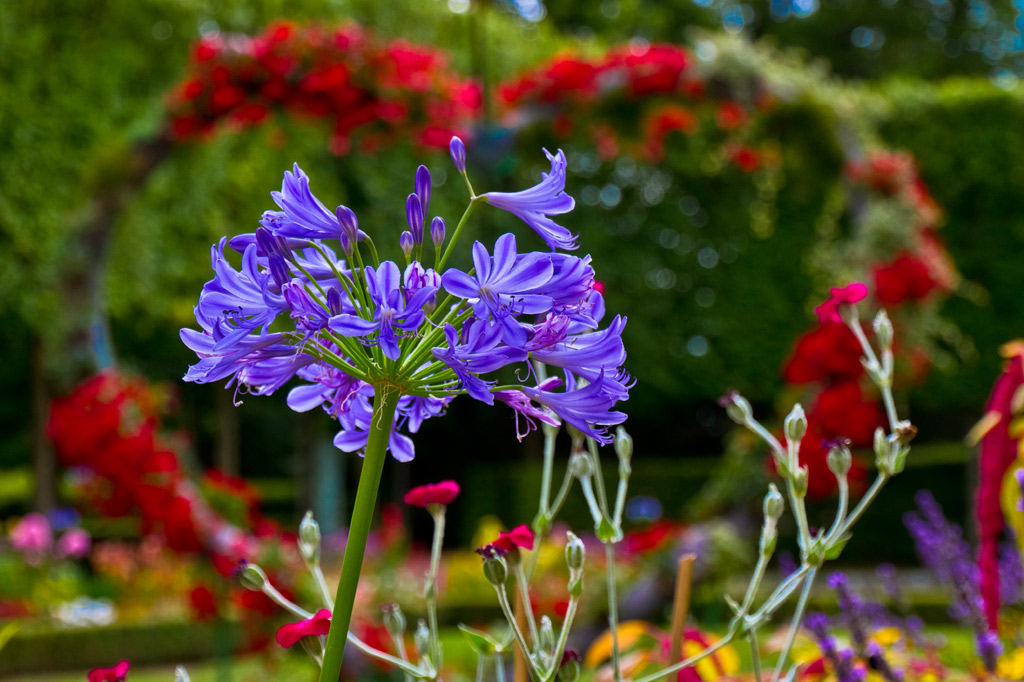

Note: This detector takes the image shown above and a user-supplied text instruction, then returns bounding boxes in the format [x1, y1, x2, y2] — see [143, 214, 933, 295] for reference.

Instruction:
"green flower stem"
[605, 542, 623, 682]
[845, 315, 899, 431]
[824, 474, 849, 543]
[770, 566, 817, 682]
[262, 583, 313, 619]
[426, 508, 446, 667]
[347, 632, 425, 678]
[747, 631, 762, 682]
[547, 466, 575, 522]
[474, 655, 486, 682]
[495, 652, 506, 682]
[586, 437, 611, 515]
[512, 560, 540, 647]
[738, 550, 771, 617]
[546, 594, 580, 682]
[528, 422, 560, 579]
[837, 473, 889, 536]
[437, 197, 483, 273]
[319, 384, 401, 682]
[632, 636, 733, 682]
[311, 565, 335, 609]
[493, 583, 542, 680]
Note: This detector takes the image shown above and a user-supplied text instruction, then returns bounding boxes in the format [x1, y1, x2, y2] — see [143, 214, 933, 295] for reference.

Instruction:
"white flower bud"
[299, 510, 321, 563]
[784, 404, 807, 443]
[565, 531, 586, 572]
[873, 310, 893, 350]
[238, 563, 267, 592]
[763, 483, 785, 520]
[826, 439, 852, 477]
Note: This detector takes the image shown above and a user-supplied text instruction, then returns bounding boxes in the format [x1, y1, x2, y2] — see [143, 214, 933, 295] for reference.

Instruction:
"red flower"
[189, 584, 219, 622]
[493, 524, 535, 552]
[782, 322, 864, 384]
[276, 609, 332, 648]
[716, 101, 747, 130]
[403, 480, 460, 507]
[88, 661, 129, 682]
[728, 145, 760, 172]
[872, 253, 937, 306]
[813, 282, 868, 324]
[808, 382, 884, 446]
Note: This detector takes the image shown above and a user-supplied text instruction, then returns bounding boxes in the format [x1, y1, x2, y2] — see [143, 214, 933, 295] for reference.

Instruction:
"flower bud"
[299, 510, 321, 563]
[565, 531, 585, 572]
[558, 650, 582, 682]
[894, 421, 918, 445]
[539, 615, 555, 655]
[400, 231, 414, 257]
[415, 165, 432, 220]
[718, 390, 752, 425]
[614, 427, 633, 473]
[382, 603, 407, 638]
[238, 563, 267, 592]
[792, 466, 808, 498]
[175, 666, 190, 682]
[826, 439, 852, 477]
[873, 310, 893, 350]
[450, 136, 467, 173]
[482, 553, 508, 586]
[763, 483, 784, 521]
[568, 452, 593, 479]
[406, 194, 423, 245]
[336, 205, 359, 245]
[430, 216, 446, 248]
[784, 404, 807, 443]
[873, 427, 890, 470]
[414, 619, 431, 659]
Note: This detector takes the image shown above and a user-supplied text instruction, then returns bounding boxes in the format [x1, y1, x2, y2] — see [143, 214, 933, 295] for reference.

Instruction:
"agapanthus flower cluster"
[181, 139, 630, 462]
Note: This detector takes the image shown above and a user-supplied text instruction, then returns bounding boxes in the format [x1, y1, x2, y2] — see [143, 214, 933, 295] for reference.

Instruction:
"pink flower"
[493, 524, 535, 552]
[88, 660, 129, 682]
[9, 513, 52, 563]
[813, 282, 868, 324]
[57, 528, 91, 558]
[276, 608, 332, 648]
[403, 480, 460, 507]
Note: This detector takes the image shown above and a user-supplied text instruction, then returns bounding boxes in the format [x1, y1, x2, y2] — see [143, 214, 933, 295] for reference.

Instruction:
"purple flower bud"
[415, 165, 431, 219]
[406, 194, 423, 245]
[450, 136, 467, 173]
[400, 231, 414, 256]
[336, 205, 359, 251]
[267, 253, 291, 288]
[327, 288, 345, 316]
[256, 226, 289, 259]
[430, 216, 446, 248]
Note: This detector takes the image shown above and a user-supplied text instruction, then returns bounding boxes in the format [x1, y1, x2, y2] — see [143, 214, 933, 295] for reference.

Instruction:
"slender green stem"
[632, 637, 732, 682]
[547, 595, 580, 681]
[426, 509, 446, 666]
[579, 476, 604, 529]
[311, 565, 335, 610]
[346, 632, 425, 678]
[437, 198, 483, 272]
[605, 542, 623, 682]
[513, 560, 540, 647]
[548, 466, 575, 521]
[748, 631, 762, 682]
[493, 583, 542, 679]
[770, 566, 817, 682]
[586, 437, 611, 516]
[319, 385, 401, 682]
[494, 652, 506, 682]
[837, 473, 889, 536]
[474, 655, 486, 682]
[739, 552, 770, 616]
[262, 583, 313, 619]
[824, 475, 849, 543]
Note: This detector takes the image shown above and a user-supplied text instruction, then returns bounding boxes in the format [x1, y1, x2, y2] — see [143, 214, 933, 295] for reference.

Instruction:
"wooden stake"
[513, 590, 528, 682]
[669, 554, 697, 663]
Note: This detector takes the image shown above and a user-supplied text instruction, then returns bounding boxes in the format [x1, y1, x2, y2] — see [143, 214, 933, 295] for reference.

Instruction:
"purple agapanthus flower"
[441, 233, 555, 347]
[483, 149, 578, 251]
[183, 139, 630, 461]
[329, 261, 437, 360]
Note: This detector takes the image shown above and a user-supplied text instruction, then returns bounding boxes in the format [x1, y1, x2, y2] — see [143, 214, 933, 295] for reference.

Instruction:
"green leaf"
[458, 624, 497, 655]
[0, 622, 20, 653]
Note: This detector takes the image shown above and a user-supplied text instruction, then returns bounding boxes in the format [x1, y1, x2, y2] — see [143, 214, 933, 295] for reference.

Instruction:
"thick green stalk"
[319, 385, 400, 682]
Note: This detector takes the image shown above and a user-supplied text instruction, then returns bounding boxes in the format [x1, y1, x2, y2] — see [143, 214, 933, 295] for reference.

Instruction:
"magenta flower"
[493, 524, 535, 552]
[483, 149, 578, 251]
[403, 480, 461, 507]
[56, 528, 91, 558]
[88, 661, 129, 682]
[277, 608, 333, 648]
[10, 512, 52, 563]
[814, 282, 869, 324]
